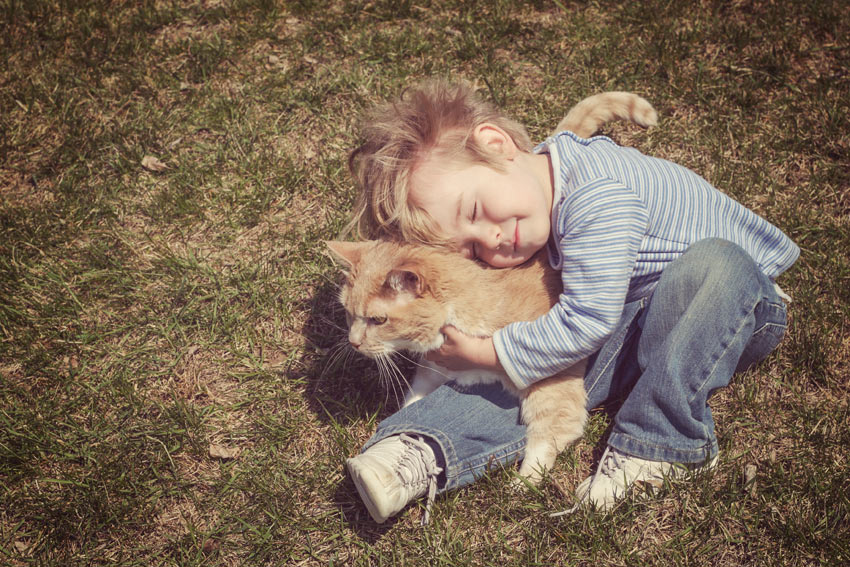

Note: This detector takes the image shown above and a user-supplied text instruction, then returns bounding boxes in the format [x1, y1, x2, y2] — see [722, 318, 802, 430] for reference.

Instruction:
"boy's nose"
[484, 225, 501, 249]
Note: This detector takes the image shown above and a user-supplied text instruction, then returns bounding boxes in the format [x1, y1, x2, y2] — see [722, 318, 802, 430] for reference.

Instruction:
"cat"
[326, 240, 586, 483]
[328, 92, 657, 483]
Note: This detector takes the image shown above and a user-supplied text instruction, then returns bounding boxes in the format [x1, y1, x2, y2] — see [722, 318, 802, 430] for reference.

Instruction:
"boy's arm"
[495, 179, 649, 389]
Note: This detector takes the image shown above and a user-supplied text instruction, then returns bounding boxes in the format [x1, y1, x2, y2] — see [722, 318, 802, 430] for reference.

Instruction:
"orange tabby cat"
[328, 92, 656, 483]
[327, 240, 586, 483]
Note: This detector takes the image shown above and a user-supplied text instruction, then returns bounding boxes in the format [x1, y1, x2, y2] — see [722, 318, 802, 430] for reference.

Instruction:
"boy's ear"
[325, 240, 367, 268]
[473, 123, 518, 160]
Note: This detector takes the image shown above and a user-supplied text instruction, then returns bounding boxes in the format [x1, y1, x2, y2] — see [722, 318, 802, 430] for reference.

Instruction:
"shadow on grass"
[334, 475, 406, 542]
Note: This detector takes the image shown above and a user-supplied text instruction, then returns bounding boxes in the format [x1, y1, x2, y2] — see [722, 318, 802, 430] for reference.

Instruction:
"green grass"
[1, 0, 848, 564]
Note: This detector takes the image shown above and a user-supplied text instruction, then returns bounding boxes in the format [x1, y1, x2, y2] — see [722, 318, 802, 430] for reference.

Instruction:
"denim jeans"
[361, 239, 789, 493]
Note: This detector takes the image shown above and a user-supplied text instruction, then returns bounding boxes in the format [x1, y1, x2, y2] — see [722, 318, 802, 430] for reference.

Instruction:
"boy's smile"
[409, 125, 555, 268]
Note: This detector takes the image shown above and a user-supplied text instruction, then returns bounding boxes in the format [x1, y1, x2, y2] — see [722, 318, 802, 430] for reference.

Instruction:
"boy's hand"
[425, 326, 503, 373]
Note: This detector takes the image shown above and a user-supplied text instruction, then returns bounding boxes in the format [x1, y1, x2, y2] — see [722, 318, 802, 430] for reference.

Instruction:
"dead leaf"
[202, 539, 219, 554]
[209, 443, 239, 461]
[744, 463, 758, 496]
[141, 155, 168, 172]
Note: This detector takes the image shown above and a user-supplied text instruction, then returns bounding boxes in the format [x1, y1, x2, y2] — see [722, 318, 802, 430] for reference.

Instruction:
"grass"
[1, 0, 848, 564]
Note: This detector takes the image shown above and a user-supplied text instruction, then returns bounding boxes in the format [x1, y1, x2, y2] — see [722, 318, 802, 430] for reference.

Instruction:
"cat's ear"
[386, 266, 426, 297]
[325, 240, 366, 268]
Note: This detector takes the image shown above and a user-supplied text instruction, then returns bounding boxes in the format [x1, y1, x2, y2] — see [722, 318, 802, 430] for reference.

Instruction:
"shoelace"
[396, 434, 443, 525]
[596, 446, 629, 480]
[550, 446, 629, 517]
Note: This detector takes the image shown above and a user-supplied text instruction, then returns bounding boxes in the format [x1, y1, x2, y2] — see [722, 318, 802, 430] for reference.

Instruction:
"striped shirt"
[493, 131, 800, 389]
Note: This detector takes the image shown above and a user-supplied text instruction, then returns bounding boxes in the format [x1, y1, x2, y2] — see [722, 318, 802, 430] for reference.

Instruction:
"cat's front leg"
[403, 360, 451, 407]
[514, 363, 589, 486]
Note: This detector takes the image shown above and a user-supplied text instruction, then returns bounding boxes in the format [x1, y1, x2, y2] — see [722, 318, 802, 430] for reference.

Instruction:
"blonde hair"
[345, 79, 533, 245]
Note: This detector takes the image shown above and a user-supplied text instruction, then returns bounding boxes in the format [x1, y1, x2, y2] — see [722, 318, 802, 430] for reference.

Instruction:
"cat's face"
[326, 240, 448, 358]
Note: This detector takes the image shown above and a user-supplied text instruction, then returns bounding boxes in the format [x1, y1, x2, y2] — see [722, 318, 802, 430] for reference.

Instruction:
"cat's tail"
[554, 91, 658, 138]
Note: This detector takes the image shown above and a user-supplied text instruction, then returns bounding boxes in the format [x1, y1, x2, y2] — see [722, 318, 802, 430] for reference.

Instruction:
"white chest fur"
[402, 359, 505, 407]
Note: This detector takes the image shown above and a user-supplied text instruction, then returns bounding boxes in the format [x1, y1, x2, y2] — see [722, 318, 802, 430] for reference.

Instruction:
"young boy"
[343, 80, 799, 524]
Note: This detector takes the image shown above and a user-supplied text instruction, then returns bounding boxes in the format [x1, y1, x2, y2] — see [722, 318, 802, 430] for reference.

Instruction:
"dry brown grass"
[1, 0, 848, 565]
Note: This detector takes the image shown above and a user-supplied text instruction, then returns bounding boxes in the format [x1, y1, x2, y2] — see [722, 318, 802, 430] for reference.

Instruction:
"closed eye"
[369, 315, 387, 325]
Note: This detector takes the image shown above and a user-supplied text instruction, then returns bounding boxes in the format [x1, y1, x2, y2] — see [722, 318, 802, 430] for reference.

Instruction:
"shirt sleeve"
[493, 179, 649, 388]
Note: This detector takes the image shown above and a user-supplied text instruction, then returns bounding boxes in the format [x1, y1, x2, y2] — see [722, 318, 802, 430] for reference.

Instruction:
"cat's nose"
[349, 331, 363, 348]
[349, 324, 366, 349]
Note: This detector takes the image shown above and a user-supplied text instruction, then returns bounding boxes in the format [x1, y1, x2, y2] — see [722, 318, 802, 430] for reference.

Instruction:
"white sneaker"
[553, 446, 719, 515]
[346, 434, 443, 524]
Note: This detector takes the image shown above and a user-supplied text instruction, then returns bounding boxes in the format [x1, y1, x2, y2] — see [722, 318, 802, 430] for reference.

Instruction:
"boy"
[343, 80, 798, 524]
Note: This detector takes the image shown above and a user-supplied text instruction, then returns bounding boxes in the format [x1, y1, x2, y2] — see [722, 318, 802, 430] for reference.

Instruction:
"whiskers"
[373, 352, 410, 409]
[321, 339, 412, 410]
[395, 352, 454, 382]
[322, 340, 357, 376]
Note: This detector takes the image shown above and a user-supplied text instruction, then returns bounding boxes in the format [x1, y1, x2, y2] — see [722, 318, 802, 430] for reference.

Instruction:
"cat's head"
[325, 240, 448, 358]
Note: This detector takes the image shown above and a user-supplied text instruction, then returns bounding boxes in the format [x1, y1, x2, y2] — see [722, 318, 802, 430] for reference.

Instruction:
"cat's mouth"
[354, 345, 390, 358]
[352, 335, 445, 359]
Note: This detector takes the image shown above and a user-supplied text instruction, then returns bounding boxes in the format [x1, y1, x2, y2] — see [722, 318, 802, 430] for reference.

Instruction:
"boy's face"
[410, 126, 554, 268]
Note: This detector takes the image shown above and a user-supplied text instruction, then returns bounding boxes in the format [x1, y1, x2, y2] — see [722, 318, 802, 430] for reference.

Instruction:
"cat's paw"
[402, 392, 425, 407]
[513, 467, 544, 488]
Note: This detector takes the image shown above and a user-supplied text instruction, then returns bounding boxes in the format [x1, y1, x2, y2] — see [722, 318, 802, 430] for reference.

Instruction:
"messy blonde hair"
[344, 79, 533, 245]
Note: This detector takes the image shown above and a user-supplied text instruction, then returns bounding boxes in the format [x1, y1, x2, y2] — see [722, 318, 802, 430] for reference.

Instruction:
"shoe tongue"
[397, 435, 439, 483]
[397, 450, 428, 484]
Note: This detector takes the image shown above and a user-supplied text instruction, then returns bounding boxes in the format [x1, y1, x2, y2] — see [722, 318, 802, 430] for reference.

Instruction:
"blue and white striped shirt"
[493, 131, 800, 388]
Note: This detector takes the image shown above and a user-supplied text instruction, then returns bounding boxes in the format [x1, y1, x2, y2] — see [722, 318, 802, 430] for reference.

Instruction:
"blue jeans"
[361, 239, 789, 493]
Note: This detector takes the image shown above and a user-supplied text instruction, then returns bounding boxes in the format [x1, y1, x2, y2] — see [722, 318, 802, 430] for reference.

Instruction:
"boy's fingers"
[425, 347, 449, 360]
[440, 325, 459, 340]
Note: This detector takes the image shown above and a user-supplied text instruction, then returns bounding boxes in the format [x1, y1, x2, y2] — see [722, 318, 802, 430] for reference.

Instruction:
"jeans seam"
[585, 298, 646, 401]
[585, 341, 623, 401]
[610, 432, 713, 453]
[609, 430, 717, 462]
[686, 300, 758, 406]
[752, 321, 787, 337]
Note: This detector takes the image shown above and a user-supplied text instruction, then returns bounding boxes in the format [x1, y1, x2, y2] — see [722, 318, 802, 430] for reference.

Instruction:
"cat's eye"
[369, 315, 387, 325]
